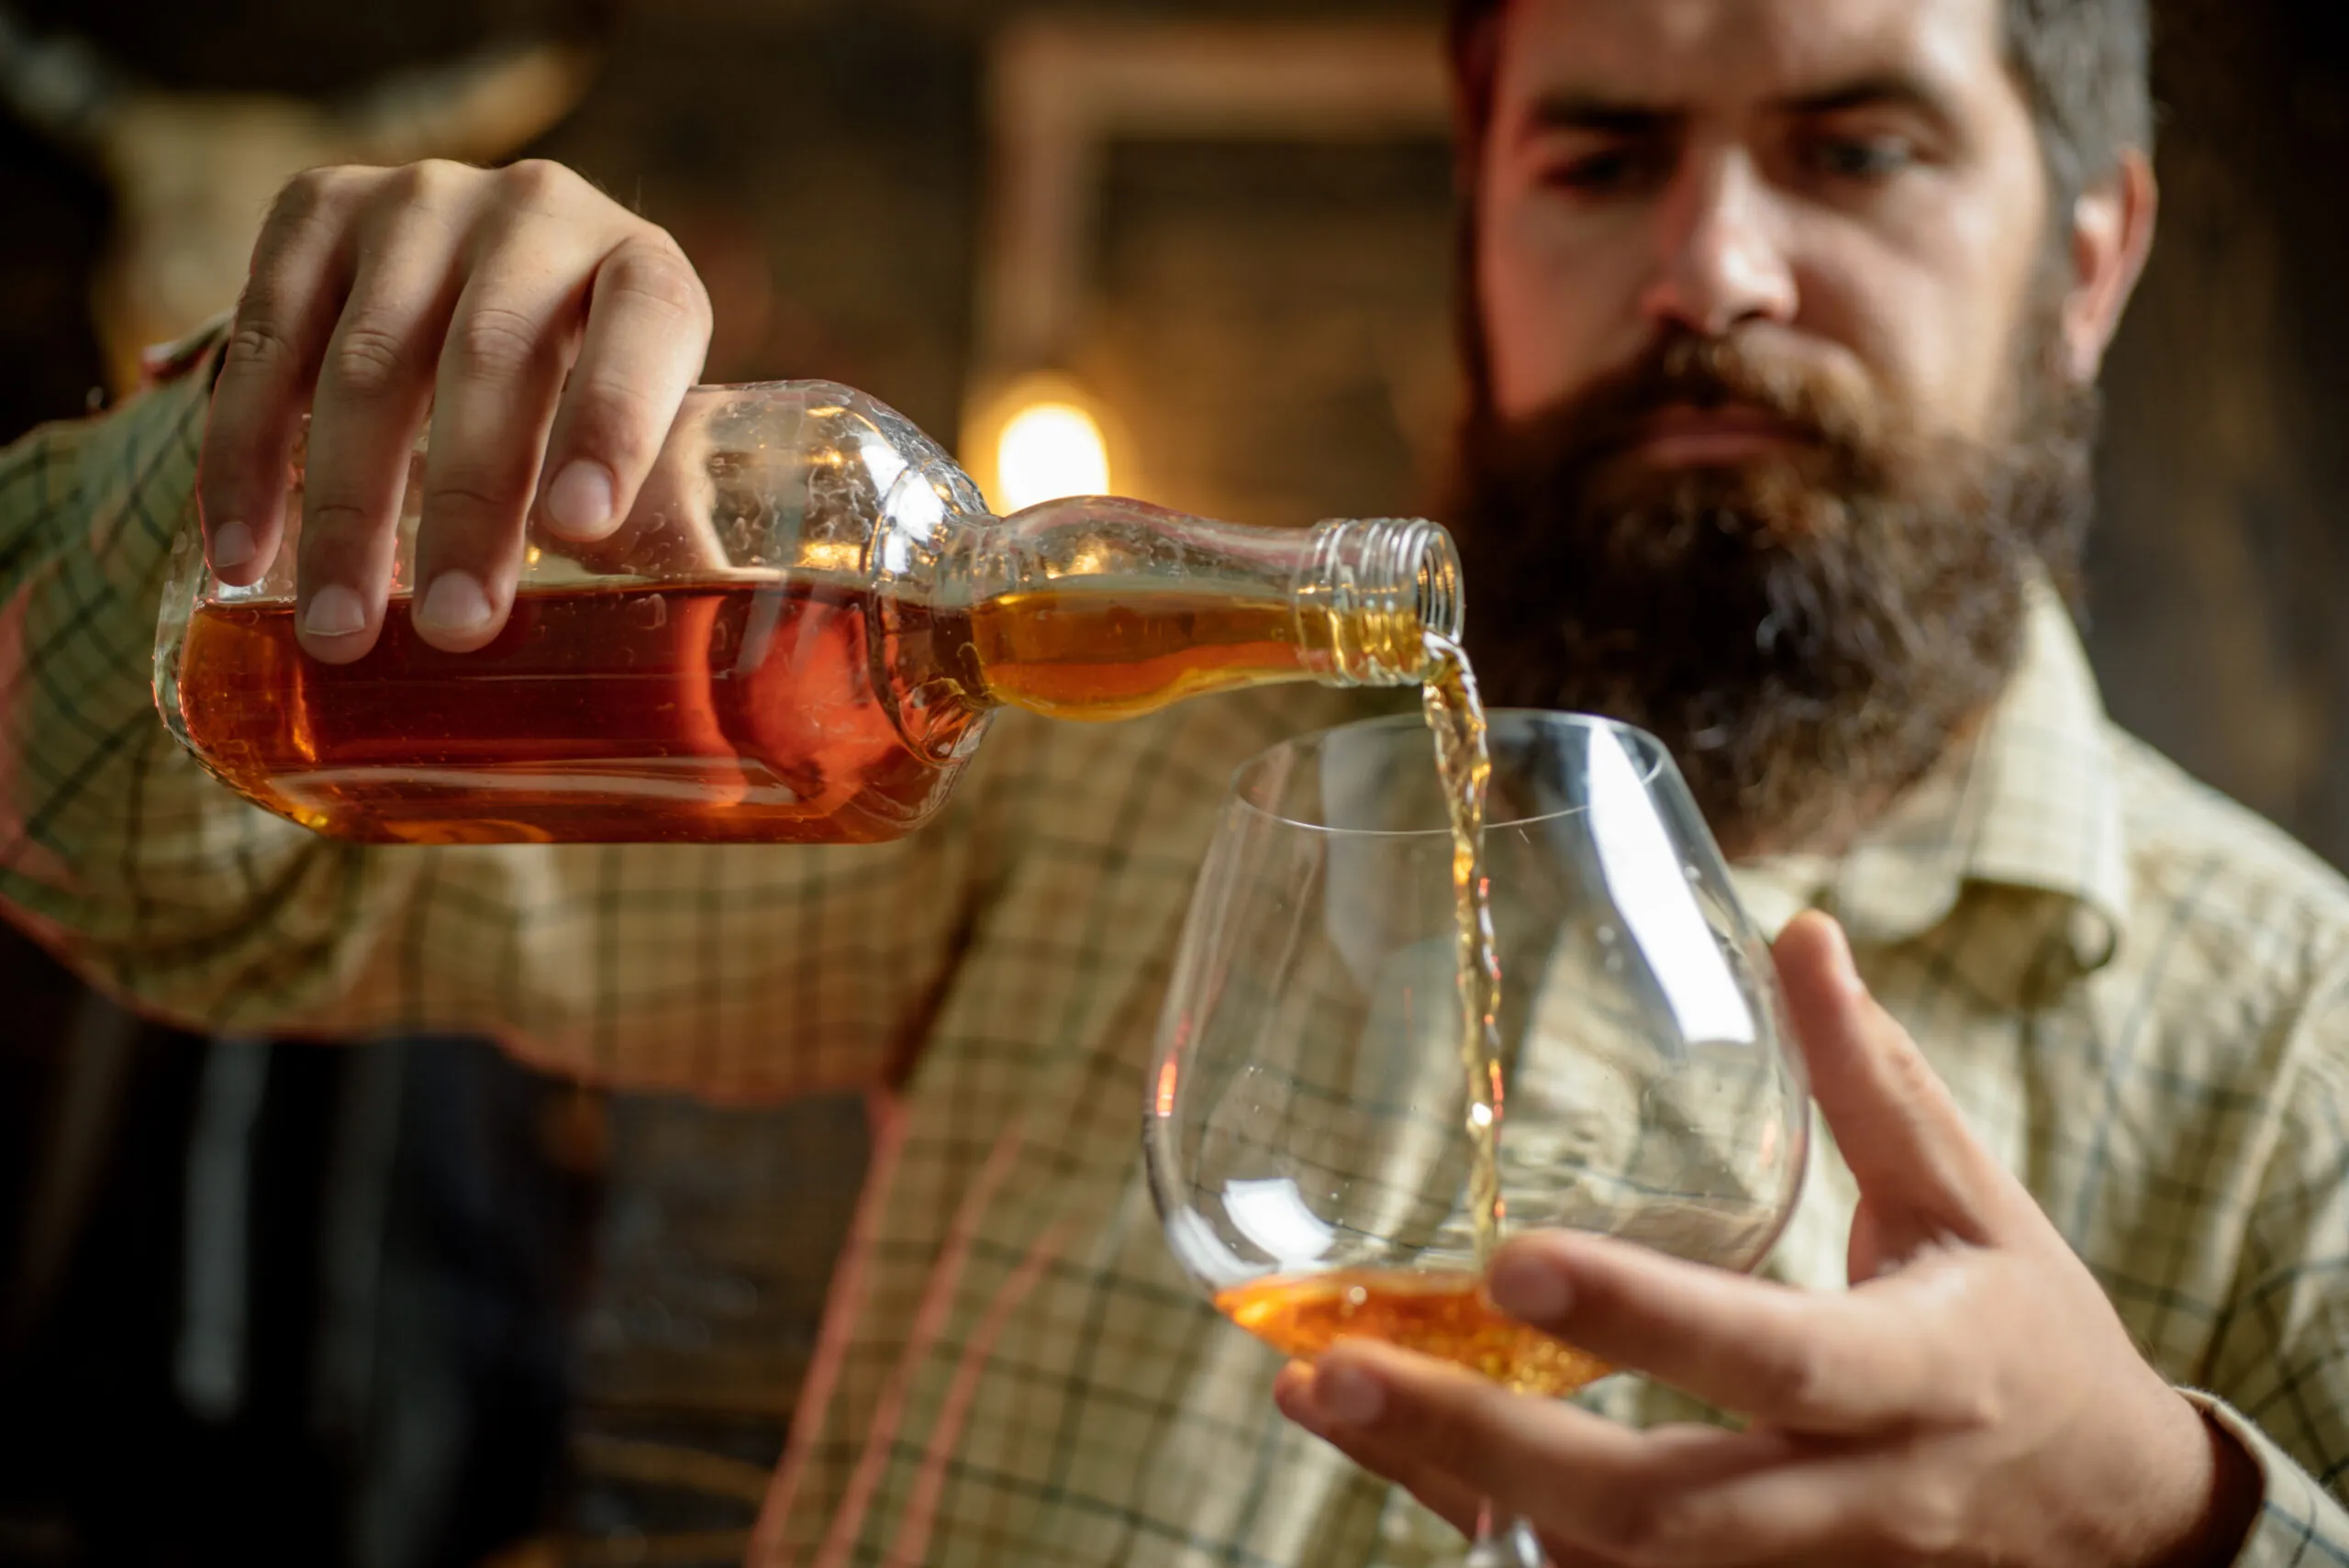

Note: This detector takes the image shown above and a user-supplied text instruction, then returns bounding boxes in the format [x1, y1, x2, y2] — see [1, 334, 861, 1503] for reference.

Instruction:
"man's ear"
[2061, 148, 2158, 384]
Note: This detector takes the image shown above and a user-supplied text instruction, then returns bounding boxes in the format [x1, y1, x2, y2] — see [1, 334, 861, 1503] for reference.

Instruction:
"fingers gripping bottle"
[157, 382, 1463, 845]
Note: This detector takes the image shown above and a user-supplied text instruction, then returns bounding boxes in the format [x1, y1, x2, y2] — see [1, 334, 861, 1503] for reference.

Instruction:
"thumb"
[1776, 912, 2023, 1250]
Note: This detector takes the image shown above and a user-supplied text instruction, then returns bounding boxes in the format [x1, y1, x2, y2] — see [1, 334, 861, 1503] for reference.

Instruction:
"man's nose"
[1638, 149, 1799, 337]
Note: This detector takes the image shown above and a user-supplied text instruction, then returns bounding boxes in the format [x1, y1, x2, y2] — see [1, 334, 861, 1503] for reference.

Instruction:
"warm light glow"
[996, 401, 1111, 513]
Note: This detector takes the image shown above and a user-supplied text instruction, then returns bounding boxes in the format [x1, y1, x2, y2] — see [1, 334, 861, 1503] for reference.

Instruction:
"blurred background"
[0, 0, 2343, 1563]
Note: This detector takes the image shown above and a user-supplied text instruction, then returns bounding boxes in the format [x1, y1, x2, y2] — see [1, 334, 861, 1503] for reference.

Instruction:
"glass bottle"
[154, 381, 1463, 846]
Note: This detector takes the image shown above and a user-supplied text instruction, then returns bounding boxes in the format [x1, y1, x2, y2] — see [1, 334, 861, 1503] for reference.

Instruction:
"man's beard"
[1444, 325, 2098, 859]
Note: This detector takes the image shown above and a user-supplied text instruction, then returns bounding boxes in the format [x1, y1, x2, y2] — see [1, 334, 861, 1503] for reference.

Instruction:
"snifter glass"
[1145, 710, 1810, 1567]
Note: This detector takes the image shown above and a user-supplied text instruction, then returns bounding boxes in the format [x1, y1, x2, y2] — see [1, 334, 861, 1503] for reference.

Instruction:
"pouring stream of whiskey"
[1421, 634, 1505, 1264]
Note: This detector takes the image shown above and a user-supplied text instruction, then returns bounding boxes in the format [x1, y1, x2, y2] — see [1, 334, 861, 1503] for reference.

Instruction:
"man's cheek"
[1486, 305, 1634, 422]
[1828, 262, 2021, 444]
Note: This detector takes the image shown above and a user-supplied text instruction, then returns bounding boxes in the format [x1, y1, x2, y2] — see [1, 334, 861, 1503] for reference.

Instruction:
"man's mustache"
[1495, 330, 1876, 470]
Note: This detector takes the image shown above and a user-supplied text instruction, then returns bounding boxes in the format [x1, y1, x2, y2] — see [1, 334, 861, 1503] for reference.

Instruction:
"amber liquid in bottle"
[174, 577, 1365, 845]
[176, 580, 961, 844]
[1216, 1270, 1608, 1397]
[966, 590, 1316, 721]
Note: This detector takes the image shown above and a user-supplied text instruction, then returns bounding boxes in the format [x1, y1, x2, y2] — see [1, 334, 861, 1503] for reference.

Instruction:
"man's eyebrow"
[1777, 72, 1965, 136]
[1527, 73, 1967, 139]
[1526, 90, 1685, 138]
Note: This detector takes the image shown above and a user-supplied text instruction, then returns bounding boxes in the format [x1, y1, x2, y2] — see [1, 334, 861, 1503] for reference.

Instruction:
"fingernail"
[1273, 1365, 1321, 1430]
[416, 572, 494, 637]
[1489, 1250, 1573, 1324]
[544, 461, 615, 538]
[211, 521, 256, 573]
[1820, 917, 1864, 997]
[1315, 1361, 1386, 1426]
[302, 584, 368, 639]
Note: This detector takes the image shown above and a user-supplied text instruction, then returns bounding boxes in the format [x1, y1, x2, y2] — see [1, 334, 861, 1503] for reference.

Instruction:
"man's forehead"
[1493, 0, 2005, 114]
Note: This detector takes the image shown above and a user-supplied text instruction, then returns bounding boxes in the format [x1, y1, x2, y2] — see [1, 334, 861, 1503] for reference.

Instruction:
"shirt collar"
[1734, 575, 2132, 987]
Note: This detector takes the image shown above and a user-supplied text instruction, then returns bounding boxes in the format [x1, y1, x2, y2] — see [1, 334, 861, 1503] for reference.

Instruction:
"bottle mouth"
[1411, 525, 1464, 648]
[1300, 517, 1467, 688]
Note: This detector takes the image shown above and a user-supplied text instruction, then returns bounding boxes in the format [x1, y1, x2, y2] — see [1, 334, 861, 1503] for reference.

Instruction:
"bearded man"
[2, 0, 2345, 1564]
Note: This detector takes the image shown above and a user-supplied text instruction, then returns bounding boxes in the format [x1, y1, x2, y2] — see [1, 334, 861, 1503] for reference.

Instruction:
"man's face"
[1475, 0, 2050, 447]
[1448, 0, 2118, 856]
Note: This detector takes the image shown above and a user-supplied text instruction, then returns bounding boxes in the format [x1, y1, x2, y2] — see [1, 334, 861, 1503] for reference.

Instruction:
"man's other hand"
[1276, 914, 2264, 1568]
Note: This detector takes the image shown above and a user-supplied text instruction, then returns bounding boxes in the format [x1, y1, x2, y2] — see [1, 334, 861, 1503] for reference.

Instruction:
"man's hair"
[1445, 0, 2153, 201]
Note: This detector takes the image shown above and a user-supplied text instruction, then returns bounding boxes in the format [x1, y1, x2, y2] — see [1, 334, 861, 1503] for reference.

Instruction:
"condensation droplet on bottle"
[636, 594, 669, 631]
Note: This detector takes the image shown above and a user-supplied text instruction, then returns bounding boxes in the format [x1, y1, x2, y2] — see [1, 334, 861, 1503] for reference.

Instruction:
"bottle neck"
[951, 499, 1464, 722]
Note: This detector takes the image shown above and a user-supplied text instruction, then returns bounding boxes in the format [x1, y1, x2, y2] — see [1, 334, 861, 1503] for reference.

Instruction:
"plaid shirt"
[6, 357, 2349, 1568]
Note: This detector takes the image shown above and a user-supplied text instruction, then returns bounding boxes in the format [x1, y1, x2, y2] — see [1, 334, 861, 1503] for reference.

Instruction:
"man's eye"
[1806, 134, 1916, 181]
[1541, 147, 1661, 195]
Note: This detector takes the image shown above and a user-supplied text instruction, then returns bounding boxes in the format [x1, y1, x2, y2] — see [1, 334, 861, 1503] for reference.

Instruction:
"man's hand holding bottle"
[198, 160, 714, 661]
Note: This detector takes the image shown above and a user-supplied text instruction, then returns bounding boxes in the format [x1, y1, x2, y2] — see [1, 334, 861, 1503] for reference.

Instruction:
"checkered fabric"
[6, 358, 2348, 1566]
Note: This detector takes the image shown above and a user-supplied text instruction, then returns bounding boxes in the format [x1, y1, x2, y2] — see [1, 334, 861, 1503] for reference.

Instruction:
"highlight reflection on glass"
[1586, 723, 1756, 1047]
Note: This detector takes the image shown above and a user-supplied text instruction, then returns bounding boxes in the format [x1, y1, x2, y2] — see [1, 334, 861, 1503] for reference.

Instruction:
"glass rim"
[1228, 707, 1674, 839]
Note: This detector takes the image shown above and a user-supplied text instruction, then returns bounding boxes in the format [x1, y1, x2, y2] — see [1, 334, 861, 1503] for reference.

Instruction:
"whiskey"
[966, 577, 1437, 722]
[1216, 1269, 1609, 1397]
[1423, 636, 1507, 1263]
[173, 578, 984, 845]
[173, 577, 1414, 845]
[968, 590, 1318, 722]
